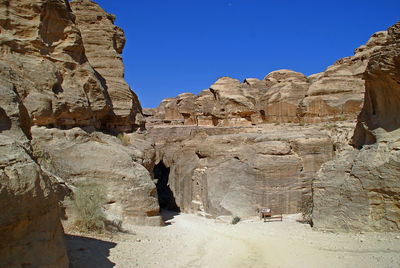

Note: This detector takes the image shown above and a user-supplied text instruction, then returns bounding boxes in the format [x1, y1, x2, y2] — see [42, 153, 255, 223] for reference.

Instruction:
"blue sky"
[91, 0, 399, 108]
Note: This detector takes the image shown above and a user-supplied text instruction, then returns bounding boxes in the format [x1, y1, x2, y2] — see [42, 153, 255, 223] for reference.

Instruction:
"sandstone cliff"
[70, 0, 145, 132]
[152, 125, 333, 217]
[146, 30, 387, 127]
[145, 26, 395, 223]
[313, 22, 400, 232]
[0, 0, 161, 266]
[0, 61, 68, 267]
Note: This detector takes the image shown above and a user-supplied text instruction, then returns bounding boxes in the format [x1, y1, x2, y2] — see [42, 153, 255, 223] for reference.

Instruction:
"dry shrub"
[300, 195, 313, 226]
[73, 181, 106, 233]
[117, 133, 131, 146]
[231, 216, 241, 225]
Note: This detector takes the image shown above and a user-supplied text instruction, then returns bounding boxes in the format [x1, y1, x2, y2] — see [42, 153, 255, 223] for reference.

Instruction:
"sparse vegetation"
[32, 144, 50, 162]
[332, 115, 348, 122]
[117, 133, 131, 146]
[90, 133, 107, 144]
[231, 216, 241, 225]
[324, 124, 337, 130]
[72, 181, 107, 233]
[300, 195, 313, 226]
[274, 121, 280, 126]
[298, 122, 305, 126]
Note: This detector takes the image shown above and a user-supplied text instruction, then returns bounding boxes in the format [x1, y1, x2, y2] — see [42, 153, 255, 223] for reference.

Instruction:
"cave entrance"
[154, 161, 180, 213]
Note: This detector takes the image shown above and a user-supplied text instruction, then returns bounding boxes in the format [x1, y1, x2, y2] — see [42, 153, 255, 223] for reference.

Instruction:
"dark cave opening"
[154, 161, 180, 212]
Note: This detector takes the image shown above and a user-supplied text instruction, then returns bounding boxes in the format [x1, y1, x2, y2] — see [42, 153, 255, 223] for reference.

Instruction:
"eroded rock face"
[151, 125, 333, 217]
[1, 0, 111, 130]
[301, 31, 388, 123]
[147, 30, 387, 127]
[313, 22, 400, 232]
[32, 127, 161, 228]
[1, 0, 143, 133]
[0, 3, 161, 266]
[144, 27, 392, 220]
[70, 0, 145, 132]
[0, 75, 68, 267]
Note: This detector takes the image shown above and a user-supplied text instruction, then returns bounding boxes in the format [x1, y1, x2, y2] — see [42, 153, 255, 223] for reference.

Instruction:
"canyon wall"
[0, 72, 69, 268]
[145, 31, 386, 128]
[145, 29, 390, 219]
[0, 0, 161, 266]
[1, 5, 398, 268]
[0, 1, 71, 266]
[70, 0, 145, 132]
[313, 21, 400, 232]
[152, 125, 334, 217]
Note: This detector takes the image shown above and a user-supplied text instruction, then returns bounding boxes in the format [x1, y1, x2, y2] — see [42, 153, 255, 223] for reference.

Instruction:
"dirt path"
[67, 213, 400, 268]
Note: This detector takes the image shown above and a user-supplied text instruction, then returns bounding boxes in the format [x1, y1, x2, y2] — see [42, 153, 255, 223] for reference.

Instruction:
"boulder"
[32, 127, 161, 228]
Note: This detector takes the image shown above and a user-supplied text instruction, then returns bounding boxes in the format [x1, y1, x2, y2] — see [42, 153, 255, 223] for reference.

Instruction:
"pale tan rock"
[70, 0, 144, 132]
[0, 0, 144, 133]
[313, 22, 400, 232]
[0, 0, 113, 130]
[147, 30, 389, 127]
[0, 2, 164, 266]
[209, 77, 256, 126]
[0, 80, 68, 267]
[32, 126, 162, 228]
[301, 31, 388, 123]
[259, 69, 309, 123]
[151, 125, 333, 217]
[195, 89, 216, 126]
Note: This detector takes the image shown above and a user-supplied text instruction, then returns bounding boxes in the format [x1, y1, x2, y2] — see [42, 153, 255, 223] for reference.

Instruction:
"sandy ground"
[67, 212, 400, 268]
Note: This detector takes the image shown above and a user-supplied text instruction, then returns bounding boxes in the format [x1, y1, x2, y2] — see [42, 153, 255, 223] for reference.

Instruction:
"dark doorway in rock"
[154, 161, 180, 212]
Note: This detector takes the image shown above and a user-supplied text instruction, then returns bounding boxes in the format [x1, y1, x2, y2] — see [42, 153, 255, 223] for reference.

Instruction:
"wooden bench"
[259, 209, 282, 222]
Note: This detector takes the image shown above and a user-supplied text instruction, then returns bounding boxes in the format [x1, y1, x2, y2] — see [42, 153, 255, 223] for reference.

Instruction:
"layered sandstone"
[70, 0, 144, 132]
[301, 31, 388, 123]
[144, 28, 389, 220]
[32, 126, 161, 228]
[313, 22, 400, 232]
[1, 0, 109, 130]
[0, 1, 162, 265]
[147, 30, 388, 127]
[0, 67, 68, 267]
[1, 0, 143, 133]
[150, 125, 333, 217]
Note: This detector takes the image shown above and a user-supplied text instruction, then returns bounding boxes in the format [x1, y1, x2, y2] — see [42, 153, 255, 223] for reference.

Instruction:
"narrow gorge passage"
[154, 161, 180, 213]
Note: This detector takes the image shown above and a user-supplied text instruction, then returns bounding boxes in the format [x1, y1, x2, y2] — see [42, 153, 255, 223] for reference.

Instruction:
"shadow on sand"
[160, 209, 180, 226]
[66, 234, 117, 268]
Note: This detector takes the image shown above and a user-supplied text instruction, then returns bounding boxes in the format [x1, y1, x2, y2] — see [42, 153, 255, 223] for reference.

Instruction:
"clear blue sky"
[91, 0, 399, 108]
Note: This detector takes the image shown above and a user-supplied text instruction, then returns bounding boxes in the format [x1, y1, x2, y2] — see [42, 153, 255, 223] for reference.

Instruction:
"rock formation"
[0, 65, 68, 267]
[32, 126, 161, 227]
[313, 22, 400, 232]
[1, 5, 397, 268]
[145, 26, 397, 224]
[0, 0, 161, 266]
[147, 30, 387, 127]
[70, 0, 144, 132]
[152, 125, 333, 217]
[301, 31, 388, 123]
